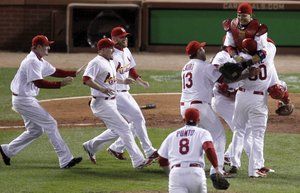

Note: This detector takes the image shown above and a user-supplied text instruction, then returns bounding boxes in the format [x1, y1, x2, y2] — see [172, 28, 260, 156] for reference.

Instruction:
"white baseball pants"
[1, 96, 73, 168]
[83, 97, 145, 167]
[109, 91, 156, 157]
[231, 91, 268, 176]
[211, 94, 252, 160]
[180, 102, 225, 175]
[169, 167, 207, 193]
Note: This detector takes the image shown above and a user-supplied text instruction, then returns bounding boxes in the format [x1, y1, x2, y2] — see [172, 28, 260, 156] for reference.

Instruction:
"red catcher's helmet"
[237, 2, 253, 14]
[184, 108, 200, 124]
[242, 38, 257, 55]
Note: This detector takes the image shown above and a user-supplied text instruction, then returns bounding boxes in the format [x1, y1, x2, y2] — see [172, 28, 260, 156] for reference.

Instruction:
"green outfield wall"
[149, 9, 300, 46]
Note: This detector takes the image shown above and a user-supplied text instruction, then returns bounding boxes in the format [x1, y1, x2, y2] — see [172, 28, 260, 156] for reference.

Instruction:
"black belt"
[92, 96, 116, 100]
[12, 92, 18, 96]
[238, 88, 264, 95]
[180, 100, 203, 106]
[171, 163, 201, 169]
[117, 90, 127, 92]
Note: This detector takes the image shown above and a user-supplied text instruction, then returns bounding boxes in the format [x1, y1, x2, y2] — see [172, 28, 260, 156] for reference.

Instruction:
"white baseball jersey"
[238, 51, 277, 92]
[113, 47, 136, 91]
[10, 51, 56, 97]
[83, 55, 117, 97]
[180, 59, 222, 103]
[158, 125, 213, 168]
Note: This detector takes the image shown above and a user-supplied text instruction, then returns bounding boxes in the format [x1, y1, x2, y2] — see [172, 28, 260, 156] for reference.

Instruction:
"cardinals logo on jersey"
[116, 62, 130, 74]
[104, 72, 117, 85]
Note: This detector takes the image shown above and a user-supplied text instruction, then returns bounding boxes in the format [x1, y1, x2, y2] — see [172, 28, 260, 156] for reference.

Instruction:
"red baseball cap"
[237, 2, 253, 14]
[32, 35, 54, 47]
[184, 108, 200, 124]
[111, 27, 130, 38]
[186, 41, 206, 56]
[97, 38, 115, 50]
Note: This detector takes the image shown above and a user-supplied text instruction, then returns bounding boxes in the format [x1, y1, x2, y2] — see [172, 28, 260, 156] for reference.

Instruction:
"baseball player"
[0, 35, 83, 168]
[210, 49, 252, 165]
[158, 108, 223, 193]
[180, 40, 227, 176]
[223, 2, 268, 63]
[82, 38, 149, 169]
[107, 27, 158, 161]
[228, 38, 279, 177]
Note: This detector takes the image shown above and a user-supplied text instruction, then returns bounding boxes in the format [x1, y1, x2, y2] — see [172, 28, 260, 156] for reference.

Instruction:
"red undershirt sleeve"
[51, 68, 76, 78]
[129, 68, 140, 80]
[202, 141, 218, 168]
[82, 76, 91, 84]
[33, 79, 61, 89]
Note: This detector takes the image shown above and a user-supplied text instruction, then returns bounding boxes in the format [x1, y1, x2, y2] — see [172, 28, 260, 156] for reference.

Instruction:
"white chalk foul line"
[1, 92, 181, 129]
[39, 92, 181, 102]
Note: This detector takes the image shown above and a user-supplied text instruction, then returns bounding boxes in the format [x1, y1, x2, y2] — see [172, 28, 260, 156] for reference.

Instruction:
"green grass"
[1, 67, 300, 192]
[0, 128, 299, 193]
[1, 68, 300, 121]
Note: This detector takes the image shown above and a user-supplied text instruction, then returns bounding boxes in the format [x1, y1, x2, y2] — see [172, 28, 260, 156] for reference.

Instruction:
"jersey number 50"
[182, 72, 193, 89]
[179, 138, 190, 154]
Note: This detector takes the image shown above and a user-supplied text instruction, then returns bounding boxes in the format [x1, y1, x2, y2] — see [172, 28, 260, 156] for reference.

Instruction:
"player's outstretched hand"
[61, 76, 74, 87]
[76, 64, 88, 75]
[136, 77, 150, 88]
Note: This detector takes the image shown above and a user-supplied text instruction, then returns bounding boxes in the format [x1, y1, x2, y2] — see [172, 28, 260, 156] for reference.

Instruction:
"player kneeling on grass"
[157, 108, 229, 193]
[0, 35, 85, 169]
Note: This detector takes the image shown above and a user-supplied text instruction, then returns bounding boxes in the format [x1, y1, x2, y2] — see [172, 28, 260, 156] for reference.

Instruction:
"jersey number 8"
[179, 138, 190, 154]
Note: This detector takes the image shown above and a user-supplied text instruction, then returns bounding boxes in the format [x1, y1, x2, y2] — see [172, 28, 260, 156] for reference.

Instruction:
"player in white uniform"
[0, 35, 83, 168]
[228, 38, 279, 177]
[107, 27, 158, 161]
[180, 40, 226, 176]
[158, 108, 222, 193]
[82, 38, 148, 169]
[210, 50, 252, 164]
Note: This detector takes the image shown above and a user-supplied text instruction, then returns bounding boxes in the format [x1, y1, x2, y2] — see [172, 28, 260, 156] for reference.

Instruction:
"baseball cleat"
[63, 157, 82, 169]
[224, 157, 231, 166]
[259, 167, 275, 173]
[135, 159, 153, 169]
[0, 146, 10, 166]
[148, 150, 159, 160]
[83, 143, 96, 164]
[249, 169, 267, 178]
[107, 148, 127, 160]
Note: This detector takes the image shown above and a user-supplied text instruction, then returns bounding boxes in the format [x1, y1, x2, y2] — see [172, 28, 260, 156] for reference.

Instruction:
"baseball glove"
[219, 60, 255, 81]
[275, 102, 294, 116]
[210, 173, 230, 190]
